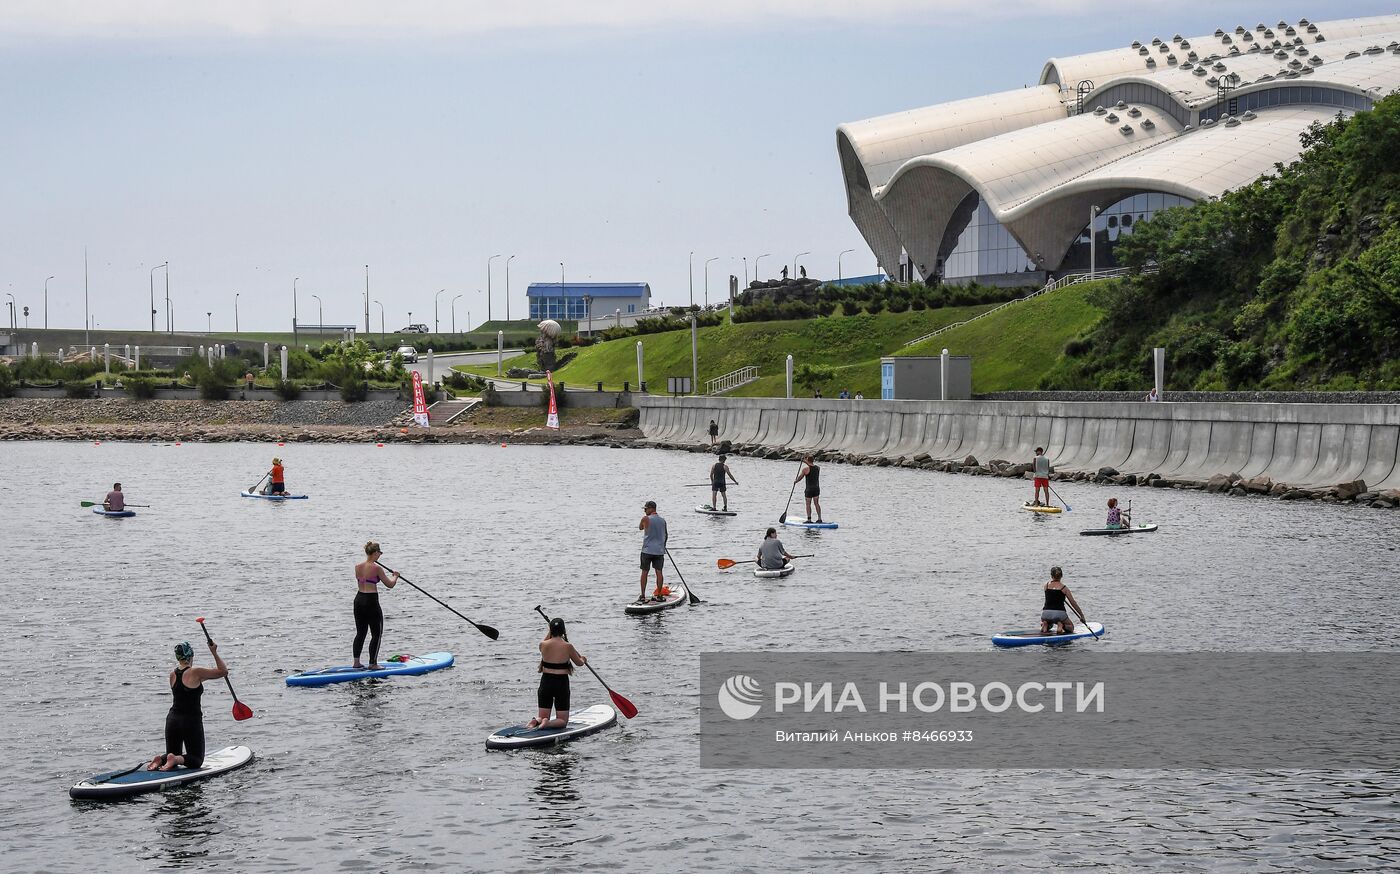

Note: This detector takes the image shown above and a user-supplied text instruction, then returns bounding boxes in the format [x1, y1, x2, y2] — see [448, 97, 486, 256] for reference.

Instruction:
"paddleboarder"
[103, 482, 125, 512]
[1031, 447, 1051, 506]
[147, 638, 228, 771]
[1105, 498, 1129, 529]
[709, 455, 738, 512]
[794, 455, 823, 523]
[708, 419, 719, 445]
[265, 456, 287, 496]
[354, 541, 399, 670]
[526, 617, 588, 729]
[637, 500, 669, 603]
[757, 527, 795, 571]
[1039, 566, 1088, 635]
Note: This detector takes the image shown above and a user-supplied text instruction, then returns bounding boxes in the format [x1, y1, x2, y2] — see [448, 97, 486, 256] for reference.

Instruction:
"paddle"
[534, 606, 638, 719]
[718, 554, 813, 569]
[375, 561, 499, 640]
[1067, 603, 1100, 640]
[248, 471, 271, 495]
[777, 458, 806, 524]
[81, 501, 151, 508]
[664, 548, 702, 604]
[195, 618, 254, 721]
[1048, 483, 1073, 512]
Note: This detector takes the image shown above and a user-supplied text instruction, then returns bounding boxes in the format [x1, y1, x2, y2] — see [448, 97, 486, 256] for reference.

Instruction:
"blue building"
[527, 282, 651, 321]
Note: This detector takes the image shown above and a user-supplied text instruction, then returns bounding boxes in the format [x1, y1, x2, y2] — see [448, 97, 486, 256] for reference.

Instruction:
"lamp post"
[837, 248, 854, 282]
[583, 294, 593, 334]
[505, 255, 516, 321]
[794, 251, 810, 277]
[742, 256, 747, 286]
[434, 288, 445, 334]
[487, 254, 501, 324]
[373, 299, 385, 337]
[206, 311, 212, 333]
[703, 257, 718, 308]
[312, 294, 323, 337]
[1089, 206, 1101, 279]
[5, 293, 15, 330]
[148, 263, 166, 333]
[293, 277, 300, 342]
[234, 293, 240, 333]
[451, 293, 462, 333]
[364, 265, 370, 336]
[44, 275, 54, 330]
[754, 253, 771, 281]
[688, 250, 694, 307]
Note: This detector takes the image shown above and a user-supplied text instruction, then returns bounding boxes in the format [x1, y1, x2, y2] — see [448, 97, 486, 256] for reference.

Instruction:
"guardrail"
[902, 265, 1153, 348]
[705, 366, 759, 395]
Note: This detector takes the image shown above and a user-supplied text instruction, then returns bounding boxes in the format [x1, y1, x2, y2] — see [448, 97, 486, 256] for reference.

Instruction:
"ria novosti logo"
[717, 674, 763, 720]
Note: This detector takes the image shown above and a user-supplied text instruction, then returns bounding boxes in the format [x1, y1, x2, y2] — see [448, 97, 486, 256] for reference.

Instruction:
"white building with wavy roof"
[837, 14, 1400, 286]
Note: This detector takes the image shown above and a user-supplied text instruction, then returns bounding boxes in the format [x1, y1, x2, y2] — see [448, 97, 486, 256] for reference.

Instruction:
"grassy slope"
[898, 281, 1106, 392]
[460, 305, 993, 397]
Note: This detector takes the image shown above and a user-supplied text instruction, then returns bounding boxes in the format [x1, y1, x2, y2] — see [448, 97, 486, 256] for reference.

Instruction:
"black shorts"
[711, 482, 727, 493]
[804, 489, 820, 499]
[538, 672, 570, 712]
[640, 552, 663, 571]
[270, 482, 285, 493]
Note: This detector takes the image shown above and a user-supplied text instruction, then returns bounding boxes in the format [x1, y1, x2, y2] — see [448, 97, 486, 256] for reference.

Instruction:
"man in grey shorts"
[638, 500, 669, 602]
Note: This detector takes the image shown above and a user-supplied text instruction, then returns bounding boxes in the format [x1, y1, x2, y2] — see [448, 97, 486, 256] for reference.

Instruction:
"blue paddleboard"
[992, 622, 1105, 648]
[781, 520, 838, 529]
[285, 651, 454, 687]
[92, 507, 136, 518]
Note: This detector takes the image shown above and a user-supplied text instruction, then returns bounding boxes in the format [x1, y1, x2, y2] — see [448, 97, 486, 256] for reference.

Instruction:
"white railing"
[902, 265, 1154, 348]
[706, 365, 759, 395]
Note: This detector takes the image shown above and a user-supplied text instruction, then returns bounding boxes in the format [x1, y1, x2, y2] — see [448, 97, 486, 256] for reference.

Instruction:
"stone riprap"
[635, 395, 1400, 506]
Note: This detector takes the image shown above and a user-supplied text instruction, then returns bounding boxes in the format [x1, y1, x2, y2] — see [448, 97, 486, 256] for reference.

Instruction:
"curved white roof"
[838, 13, 1400, 280]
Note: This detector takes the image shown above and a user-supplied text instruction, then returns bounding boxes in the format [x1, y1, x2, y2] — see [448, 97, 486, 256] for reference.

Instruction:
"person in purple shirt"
[103, 483, 125, 512]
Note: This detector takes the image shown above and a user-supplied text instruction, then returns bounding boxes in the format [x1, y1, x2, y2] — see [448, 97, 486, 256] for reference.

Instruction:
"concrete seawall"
[634, 396, 1400, 492]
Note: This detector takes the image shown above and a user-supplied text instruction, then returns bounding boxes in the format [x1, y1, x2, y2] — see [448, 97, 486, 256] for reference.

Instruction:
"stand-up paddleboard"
[992, 622, 1105, 647]
[69, 745, 253, 800]
[240, 490, 309, 500]
[485, 704, 617, 750]
[754, 562, 795, 579]
[624, 583, 687, 615]
[1022, 503, 1062, 514]
[1080, 524, 1158, 536]
[285, 652, 454, 687]
[92, 507, 136, 518]
[781, 520, 839, 529]
[695, 505, 737, 516]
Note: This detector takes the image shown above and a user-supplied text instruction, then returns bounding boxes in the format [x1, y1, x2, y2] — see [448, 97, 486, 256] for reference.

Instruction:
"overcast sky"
[1, 1, 1390, 332]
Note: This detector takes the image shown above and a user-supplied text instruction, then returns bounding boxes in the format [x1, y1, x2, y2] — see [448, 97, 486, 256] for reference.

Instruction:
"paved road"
[405, 349, 522, 379]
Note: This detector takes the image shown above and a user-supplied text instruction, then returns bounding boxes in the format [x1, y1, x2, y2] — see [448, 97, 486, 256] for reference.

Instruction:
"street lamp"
[487, 254, 502, 324]
[293, 277, 300, 341]
[451, 293, 462, 333]
[235, 293, 240, 333]
[206, 311, 212, 333]
[434, 288, 446, 334]
[837, 248, 854, 282]
[506, 255, 517, 321]
[583, 294, 593, 334]
[5, 293, 15, 330]
[364, 265, 371, 336]
[703, 257, 718, 308]
[793, 251, 810, 277]
[754, 253, 772, 281]
[148, 263, 167, 332]
[312, 294, 323, 337]
[44, 275, 54, 330]
[373, 299, 385, 337]
[1089, 206, 1102, 278]
[688, 250, 694, 307]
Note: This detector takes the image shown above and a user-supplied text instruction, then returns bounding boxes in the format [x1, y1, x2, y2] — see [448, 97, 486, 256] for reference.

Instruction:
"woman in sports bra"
[353, 541, 399, 670]
[527, 617, 587, 730]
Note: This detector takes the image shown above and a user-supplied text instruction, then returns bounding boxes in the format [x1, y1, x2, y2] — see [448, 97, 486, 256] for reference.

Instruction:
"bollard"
[596, 381, 603, 392]
[426, 348, 434, 386]
[263, 342, 269, 368]
[636, 340, 644, 390]
[135, 345, 141, 370]
[104, 343, 111, 373]
[1153, 347, 1165, 399]
[280, 346, 289, 382]
[624, 381, 631, 393]
[940, 348, 949, 401]
[497, 330, 504, 376]
[785, 354, 794, 399]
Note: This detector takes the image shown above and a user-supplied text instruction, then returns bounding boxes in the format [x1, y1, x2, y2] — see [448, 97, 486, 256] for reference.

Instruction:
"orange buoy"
[93, 441, 101, 446]
[277, 441, 285, 447]
[500, 442, 507, 448]
[399, 428, 408, 434]
[376, 442, 384, 447]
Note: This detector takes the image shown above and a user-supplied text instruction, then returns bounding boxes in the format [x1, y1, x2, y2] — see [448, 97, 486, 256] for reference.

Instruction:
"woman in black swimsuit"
[354, 541, 399, 670]
[148, 638, 227, 771]
[527, 618, 587, 729]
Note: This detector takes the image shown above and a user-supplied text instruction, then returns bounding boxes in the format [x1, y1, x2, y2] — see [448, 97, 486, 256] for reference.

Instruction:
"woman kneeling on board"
[528, 617, 587, 729]
[148, 638, 227, 771]
[1040, 566, 1088, 635]
[354, 541, 399, 670]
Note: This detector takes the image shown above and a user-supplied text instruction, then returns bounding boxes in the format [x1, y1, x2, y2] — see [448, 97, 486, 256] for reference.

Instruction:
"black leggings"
[537, 672, 570, 713]
[164, 710, 205, 769]
[353, 592, 384, 664]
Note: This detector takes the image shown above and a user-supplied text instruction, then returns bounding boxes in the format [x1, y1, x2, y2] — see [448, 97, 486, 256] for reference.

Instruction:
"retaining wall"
[634, 396, 1400, 491]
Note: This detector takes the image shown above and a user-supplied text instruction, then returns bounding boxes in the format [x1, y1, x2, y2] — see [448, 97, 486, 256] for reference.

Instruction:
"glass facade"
[940, 196, 1038, 280]
[529, 297, 590, 321]
[1060, 192, 1194, 271]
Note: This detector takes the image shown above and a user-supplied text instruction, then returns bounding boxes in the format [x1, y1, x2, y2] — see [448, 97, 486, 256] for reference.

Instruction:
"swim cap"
[175, 641, 194, 661]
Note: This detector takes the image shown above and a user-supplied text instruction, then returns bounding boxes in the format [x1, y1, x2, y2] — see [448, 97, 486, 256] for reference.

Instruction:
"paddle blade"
[609, 689, 639, 719]
[778, 510, 788, 524]
[717, 558, 737, 569]
[232, 701, 255, 720]
[687, 588, 702, 605]
[476, 623, 501, 641]
[80, 500, 97, 507]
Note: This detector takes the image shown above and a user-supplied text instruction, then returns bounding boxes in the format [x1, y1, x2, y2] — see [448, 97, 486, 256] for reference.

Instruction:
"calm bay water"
[3, 440, 1398, 872]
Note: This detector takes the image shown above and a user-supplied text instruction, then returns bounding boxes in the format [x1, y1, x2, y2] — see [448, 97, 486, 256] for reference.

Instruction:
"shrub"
[63, 380, 92, 399]
[542, 381, 568, 409]
[275, 380, 302, 400]
[0, 366, 14, 398]
[340, 379, 369, 402]
[864, 298, 886, 314]
[199, 381, 230, 400]
[125, 378, 157, 399]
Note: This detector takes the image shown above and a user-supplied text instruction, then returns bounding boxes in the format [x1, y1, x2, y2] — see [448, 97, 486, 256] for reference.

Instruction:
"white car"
[397, 345, 419, 363]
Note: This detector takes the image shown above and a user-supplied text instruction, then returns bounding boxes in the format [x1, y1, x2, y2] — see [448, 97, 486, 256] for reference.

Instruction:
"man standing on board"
[709, 455, 738, 512]
[1031, 447, 1052, 507]
[637, 500, 669, 602]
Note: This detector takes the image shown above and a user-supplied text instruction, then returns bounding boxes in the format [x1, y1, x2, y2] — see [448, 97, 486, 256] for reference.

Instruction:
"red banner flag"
[546, 370, 560, 430]
[412, 370, 430, 428]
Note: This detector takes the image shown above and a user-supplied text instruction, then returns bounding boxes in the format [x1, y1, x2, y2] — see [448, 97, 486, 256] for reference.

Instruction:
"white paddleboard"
[754, 562, 795, 578]
[624, 583, 687, 615]
[695, 505, 737, 516]
[992, 622, 1105, 647]
[485, 704, 617, 750]
[69, 745, 254, 800]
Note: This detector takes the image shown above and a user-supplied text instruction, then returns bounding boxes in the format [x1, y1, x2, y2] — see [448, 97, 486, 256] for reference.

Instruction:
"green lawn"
[898, 281, 1106, 392]
[458, 305, 994, 396]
